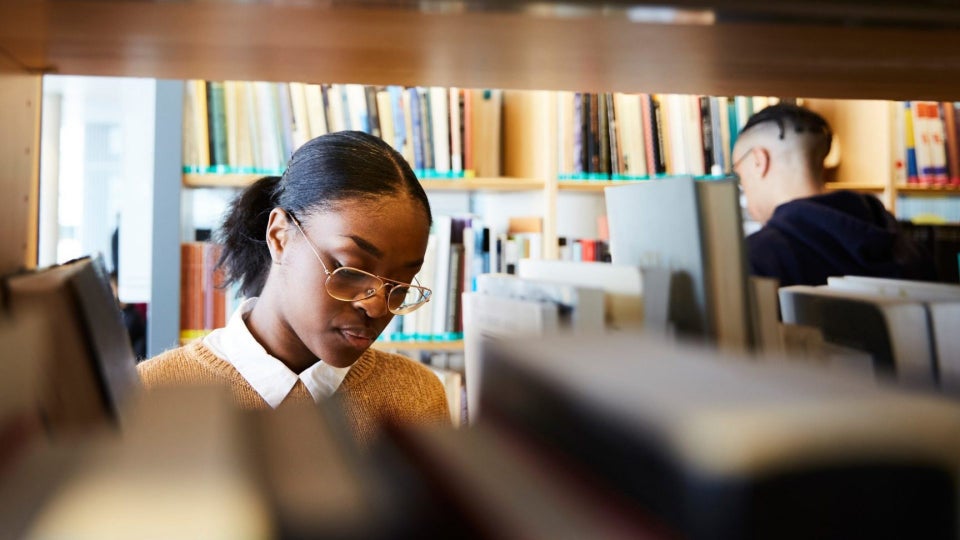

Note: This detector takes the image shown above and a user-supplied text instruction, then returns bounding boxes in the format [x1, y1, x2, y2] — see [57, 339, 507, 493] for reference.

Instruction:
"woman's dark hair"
[216, 130, 431, 297]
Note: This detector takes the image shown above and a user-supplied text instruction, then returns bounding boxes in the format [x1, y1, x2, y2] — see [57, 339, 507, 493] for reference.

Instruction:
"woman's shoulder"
[353, 348, 443, 388]
[137, 340, 238, 387]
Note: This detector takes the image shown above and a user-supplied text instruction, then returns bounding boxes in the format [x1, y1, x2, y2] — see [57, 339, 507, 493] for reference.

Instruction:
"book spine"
[700, 96, 716, 175]
[449, 87, 463, 174]
[419, 87, 434, 172]
[430, 87, 451, 175]
[904, 101, 919, 183]
[365, 85, 381, 138]
[462, 89, 474, 175]
[206, 81, 229, 169]
[573, 93, 584, 176]
[276, 83, 296, 162]
[408, 87, 425, 171]
[944, 102, 960, 184]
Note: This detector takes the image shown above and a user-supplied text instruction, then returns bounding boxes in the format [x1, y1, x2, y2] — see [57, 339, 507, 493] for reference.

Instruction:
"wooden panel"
[182, 173, 546, 191]
[806, 99, 895, 198]
[2, 2, 960, 100]
[0, 54, 41, 275]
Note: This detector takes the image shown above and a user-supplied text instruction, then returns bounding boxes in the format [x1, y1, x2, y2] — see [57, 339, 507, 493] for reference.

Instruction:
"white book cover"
[429, 87, 451, 174]
[825, 275, 960, 301]
[325, 84, 346, 133]
[683, 94, 705, 177]
[615, 93, 646, 177]
[344, 84, 369, 133]
[376, 89, 395, 150]
[287, 82, 312, 151]
[449, 87, 462, 173]
[253, 81, 282, 171]
[431, 215, 454, 335]
[304, 83, 328, 138]
[605, 177, 709, 338]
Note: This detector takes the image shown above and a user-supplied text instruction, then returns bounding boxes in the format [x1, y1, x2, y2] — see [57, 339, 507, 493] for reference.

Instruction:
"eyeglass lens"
[325, 267, 427, 314]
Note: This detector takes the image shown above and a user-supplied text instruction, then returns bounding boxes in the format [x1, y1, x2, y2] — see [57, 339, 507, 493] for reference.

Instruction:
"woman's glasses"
[288, 212, 432, 315]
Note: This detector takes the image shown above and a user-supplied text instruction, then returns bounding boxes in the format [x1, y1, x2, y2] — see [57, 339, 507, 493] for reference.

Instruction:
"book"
[429, 86, 450, 174]
[613, 92, 646, 177]
[461, 292, 561, 423]
[480, 331, 960, 540]
[376, 88, 395, 150]
[779, 284, 937, 386]
[304, 83, 328, 138]
[606, 176, 752, 352]
[605, 176, 708, 337]
[476, 273, 605, 334]
[696, 178, 753, 353]
[516, 259, 654, 332]
[222, 80, 240, 167]
[287, 81, 312, 151]
[2, 256, 140, 436]
[825, 276, 960, 392]
[449, 87, 463, 174]
[387, 422, 667, 539]
[748, 275, 784, 356]
[469, 88, 503, 177]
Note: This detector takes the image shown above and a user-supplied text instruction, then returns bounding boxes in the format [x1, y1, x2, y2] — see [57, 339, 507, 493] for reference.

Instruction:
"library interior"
[2, 1, 960, 538]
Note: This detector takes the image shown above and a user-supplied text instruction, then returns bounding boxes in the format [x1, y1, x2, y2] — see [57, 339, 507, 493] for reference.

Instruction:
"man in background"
[732, 103, 935, 286]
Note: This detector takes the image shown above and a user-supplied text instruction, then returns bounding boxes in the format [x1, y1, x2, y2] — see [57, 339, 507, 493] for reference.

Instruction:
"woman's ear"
[265, 208, 291, 265]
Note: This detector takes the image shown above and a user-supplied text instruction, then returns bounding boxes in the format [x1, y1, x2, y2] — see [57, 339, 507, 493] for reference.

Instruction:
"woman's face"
[262, 195, 430, 370]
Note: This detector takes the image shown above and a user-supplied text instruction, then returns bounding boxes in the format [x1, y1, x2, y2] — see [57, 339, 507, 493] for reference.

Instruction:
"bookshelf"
[3, 2, 960, 535]
[3, 2, 960, 345]
[183, 173, 546, 192]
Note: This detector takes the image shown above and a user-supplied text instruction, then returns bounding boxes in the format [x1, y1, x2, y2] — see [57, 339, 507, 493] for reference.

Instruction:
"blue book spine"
[388, 85, 406, 154]
[408, 87, 425, 171]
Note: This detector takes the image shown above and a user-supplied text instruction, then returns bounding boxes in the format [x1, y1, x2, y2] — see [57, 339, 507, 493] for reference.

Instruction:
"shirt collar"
[203, 297, 351, 408]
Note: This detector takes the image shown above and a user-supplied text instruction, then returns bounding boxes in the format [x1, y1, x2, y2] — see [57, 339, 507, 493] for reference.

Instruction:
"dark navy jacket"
[747, 191, 936, 287]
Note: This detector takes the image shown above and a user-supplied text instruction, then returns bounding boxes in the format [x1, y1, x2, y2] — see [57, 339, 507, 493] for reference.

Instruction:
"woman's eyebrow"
[344, 234, 384, 259]
[343, 234, 423, 270]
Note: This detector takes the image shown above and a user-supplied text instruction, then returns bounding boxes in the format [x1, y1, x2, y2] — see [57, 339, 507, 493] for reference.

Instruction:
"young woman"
[138, 131, 449, 442]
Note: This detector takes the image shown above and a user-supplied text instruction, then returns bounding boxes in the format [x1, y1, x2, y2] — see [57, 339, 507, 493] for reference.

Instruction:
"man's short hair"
[739, 103, 832, 151]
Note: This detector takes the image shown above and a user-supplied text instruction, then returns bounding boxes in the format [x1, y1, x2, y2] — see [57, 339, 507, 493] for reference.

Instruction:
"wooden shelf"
[372, 340, 464, 352]
[558, 180, 645, 192]
[825, 182, 887, 192]
[420, 178, 544, 191]
[183, 173, 262, 188]
[183, 173, 544, 192]
[897, 185, 960, 196]
[4, 2, 960, 100]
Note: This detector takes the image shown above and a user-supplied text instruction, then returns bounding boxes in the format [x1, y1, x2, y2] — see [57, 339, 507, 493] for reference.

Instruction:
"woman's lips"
[340, 328, 375, 349]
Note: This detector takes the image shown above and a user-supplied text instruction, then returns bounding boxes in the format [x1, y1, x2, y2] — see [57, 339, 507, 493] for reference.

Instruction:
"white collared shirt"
[203, 298, 351, 408]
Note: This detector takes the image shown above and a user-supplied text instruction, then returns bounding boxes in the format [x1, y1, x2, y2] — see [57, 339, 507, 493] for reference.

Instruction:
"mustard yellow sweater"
[137, 341, 449, 443]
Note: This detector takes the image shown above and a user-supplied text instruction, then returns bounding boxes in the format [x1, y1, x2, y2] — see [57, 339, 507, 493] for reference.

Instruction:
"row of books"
[383, 216, 546, 342]
[897, 195, 960, 224]
[898, 101, 960, 186]
[780, 276, 960, 395]
[183, 81, 504, 178]
[179, 242, 242, 342]
[556, 93, 780, 180]
[4, 239, 959, 539]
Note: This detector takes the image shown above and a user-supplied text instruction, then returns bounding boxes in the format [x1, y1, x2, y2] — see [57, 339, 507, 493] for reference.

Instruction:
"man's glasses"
[287, 211, 432, 315]
[731, 147, 755, 171]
